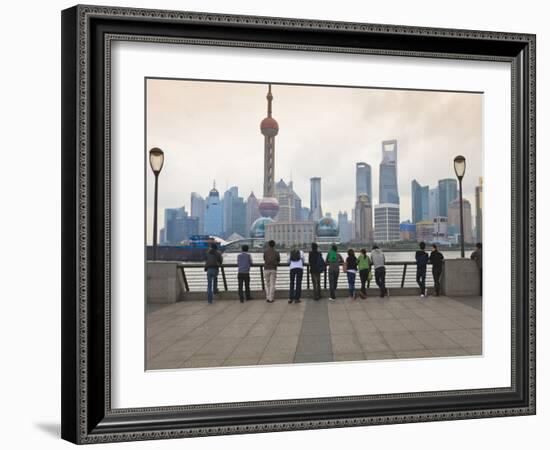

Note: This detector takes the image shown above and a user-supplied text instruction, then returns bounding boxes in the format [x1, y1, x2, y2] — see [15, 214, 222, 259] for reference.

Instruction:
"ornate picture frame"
[61, 5, 536, 444]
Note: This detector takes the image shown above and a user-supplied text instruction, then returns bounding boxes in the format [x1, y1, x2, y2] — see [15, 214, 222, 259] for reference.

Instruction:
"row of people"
[204, 240, 483, 304]
[204, 241, 389, 304]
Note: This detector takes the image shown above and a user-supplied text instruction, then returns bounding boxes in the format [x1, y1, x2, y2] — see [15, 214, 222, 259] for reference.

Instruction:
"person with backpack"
[345, 249, 358, 300]
[308, 242, 325, 301]
[430, 243, 444, 296]
[371, 245, 388, 298]
[326, 244, 344, 301]
[287, 246, 305, 303]
[237, 244, 253, 303]
[357, 248, 372, 298]
[204, 242, 223, 304]
[415, 241, 429, 297]
[263, 240, 281, 303]
[470, 243, 482, 295]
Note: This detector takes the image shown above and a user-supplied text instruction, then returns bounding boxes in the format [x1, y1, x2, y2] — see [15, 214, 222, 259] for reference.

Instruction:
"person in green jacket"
[357, 248, 372, 298]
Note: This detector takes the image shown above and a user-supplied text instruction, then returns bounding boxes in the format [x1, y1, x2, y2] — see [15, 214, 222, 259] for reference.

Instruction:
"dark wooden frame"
[61, 4, 536, 444]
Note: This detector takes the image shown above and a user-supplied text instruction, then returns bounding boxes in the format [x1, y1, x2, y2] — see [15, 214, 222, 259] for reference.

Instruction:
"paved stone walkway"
[146, 295, 482, 370]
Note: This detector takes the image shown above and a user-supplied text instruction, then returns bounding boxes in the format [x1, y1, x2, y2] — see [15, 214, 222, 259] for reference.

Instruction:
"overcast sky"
[146, 79, 482, 241]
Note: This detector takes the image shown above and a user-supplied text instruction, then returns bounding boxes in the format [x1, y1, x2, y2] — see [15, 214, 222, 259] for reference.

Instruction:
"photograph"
[145, 79, 484, 370]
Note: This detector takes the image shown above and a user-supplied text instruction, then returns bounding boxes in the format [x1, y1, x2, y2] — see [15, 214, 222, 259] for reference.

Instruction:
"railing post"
[260, 266, 265, 291]
[221, 266, 228, 291]
[180, 266, 190, 292]
[401, 263, 407, 288]
[306, 264, 310, 290]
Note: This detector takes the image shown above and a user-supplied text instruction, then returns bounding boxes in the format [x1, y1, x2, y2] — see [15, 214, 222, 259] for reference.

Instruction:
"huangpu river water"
[210, 249, 471, 264]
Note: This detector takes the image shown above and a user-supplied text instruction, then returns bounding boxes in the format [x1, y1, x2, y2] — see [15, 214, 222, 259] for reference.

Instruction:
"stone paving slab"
[146, 295, 482, 370]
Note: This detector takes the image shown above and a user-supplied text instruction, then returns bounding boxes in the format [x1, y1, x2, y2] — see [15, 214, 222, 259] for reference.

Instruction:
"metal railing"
[176, 261, 437, 293]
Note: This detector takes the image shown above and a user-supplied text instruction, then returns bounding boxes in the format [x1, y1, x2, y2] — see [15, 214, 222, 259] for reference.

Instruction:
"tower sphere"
[260, 117, 279, 137]
[258, 197, 279, 218]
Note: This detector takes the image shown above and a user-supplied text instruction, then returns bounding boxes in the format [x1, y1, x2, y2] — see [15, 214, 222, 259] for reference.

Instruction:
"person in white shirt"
[287, 246, 305, 303]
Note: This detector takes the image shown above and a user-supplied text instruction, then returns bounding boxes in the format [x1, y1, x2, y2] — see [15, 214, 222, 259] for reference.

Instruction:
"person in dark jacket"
[308, 242, 324, 300]
[345, 249, 358, 300]
[470, 242, 482, 295]
[325, 244, 344, 301]
[204, 243, 223, 304]
[237, 244, 253, 302]
[415, 242, 429, 297]
[429, 244, 444, 296]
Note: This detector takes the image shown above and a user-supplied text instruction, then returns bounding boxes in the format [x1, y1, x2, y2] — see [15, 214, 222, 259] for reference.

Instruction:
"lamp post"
[149, 147, 164, 260]
[453, 155, 466, 258]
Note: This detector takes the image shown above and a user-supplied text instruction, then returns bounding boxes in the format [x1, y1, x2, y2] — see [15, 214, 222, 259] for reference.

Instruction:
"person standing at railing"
[237, 244, 253, 303]
[326, 244, 344, 302]
[415, 242, 429, 298]
[204, 242, 223, 304]
[357, 248, 372, 299]
[371, 245, 388, 298]
[344, 249, 358, 300]
[430, 244, 444, 296]
[308, 242, 325, 301]
[263, 240, 280, 303]
[288, 246, 305, 303]
[470, 243, 482, 296]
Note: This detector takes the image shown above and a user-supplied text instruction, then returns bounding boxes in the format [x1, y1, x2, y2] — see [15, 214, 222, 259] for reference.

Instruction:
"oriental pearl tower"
[250, 84, 280, 238]
[259, 84, 280, 218]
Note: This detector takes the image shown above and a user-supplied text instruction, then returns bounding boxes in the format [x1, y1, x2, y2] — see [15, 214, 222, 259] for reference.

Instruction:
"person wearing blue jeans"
[204, 243, 223, 304]
[287, 247, 304, 303]
[345, 249, 358, 299]
[206, 267, 219, 303]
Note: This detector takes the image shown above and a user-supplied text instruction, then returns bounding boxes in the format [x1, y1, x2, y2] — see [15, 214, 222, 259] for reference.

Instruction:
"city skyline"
[146, 79, 483, 243]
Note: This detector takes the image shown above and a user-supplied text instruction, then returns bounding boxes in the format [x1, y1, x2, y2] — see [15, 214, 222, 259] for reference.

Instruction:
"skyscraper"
[190, 192, 205, 234]
[354, 194, 373, 243]
[438, 178, 458, 218]
[374, 204, 400, 242]
[222, 186, 238, 237]
[475, 177, 483, 242]
[275, 178, 301, 222]
[411, 179, 429, 224]
[338, 211, 352, 244]
[379, 140, 399, 205]
[428, 187, 439, 220]
[448, 198, 473, 243]
[245, 192, 260, 235]
[356, 162, 372, 201]
[163, 207, 199, 244]
[204, 183, 223, 236]
[310, 177, 323, 221]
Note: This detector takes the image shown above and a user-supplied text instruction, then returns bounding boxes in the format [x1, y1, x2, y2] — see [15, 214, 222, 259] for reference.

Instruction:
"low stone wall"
[442, 259, 481, 296]
[146, 261, 181, 304]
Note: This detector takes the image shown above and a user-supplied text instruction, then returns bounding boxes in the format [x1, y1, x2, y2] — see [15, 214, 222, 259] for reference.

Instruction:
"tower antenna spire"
[267, 84, 273, 118]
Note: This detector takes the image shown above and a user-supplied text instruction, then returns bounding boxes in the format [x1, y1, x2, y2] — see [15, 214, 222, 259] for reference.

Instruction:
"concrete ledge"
[442, 259, 480, 297]
[147, 261, 180, 303]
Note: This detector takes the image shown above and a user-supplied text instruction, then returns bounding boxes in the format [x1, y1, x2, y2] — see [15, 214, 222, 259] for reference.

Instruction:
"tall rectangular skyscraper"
[356, 162, 372, 202]
[411, 180, 429, 224]
[310, 177, 323, 221]
[379, 140, 399, 205]
[438, 178, 458, 218]
[428, 188, 439, 220]
[190, 192, 205, 234]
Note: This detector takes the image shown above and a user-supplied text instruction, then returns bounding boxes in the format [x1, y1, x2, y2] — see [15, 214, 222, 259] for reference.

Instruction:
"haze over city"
[145, 79, 483, 244]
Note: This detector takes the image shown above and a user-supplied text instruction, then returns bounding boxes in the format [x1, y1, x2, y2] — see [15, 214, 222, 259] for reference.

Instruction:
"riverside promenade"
[146, 294, 482, 370]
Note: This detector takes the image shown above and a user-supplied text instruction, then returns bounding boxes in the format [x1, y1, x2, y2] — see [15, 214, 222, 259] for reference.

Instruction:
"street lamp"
[149, 147, 164, 260]
[453, 155, 466, 258]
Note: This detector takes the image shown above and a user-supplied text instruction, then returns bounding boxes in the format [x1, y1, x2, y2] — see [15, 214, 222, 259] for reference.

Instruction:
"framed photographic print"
[61, 4, 536, 444]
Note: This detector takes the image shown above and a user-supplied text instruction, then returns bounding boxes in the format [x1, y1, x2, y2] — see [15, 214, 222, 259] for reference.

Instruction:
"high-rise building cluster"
[158, 84, 481, 247]
[404, 176, 480, 244]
